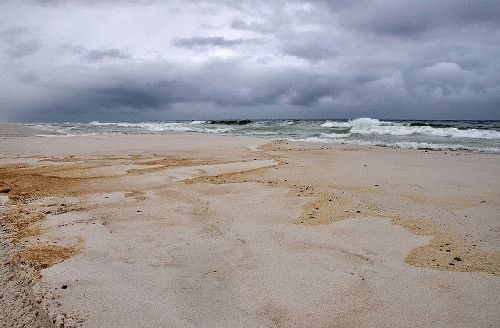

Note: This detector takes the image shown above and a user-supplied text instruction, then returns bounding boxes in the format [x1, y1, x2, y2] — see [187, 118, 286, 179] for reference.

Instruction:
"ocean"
[31, 118, 500, 154]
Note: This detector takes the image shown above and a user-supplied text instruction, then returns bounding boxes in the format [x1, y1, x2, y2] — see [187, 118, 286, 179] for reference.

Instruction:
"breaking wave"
[32, 118, 500, 154]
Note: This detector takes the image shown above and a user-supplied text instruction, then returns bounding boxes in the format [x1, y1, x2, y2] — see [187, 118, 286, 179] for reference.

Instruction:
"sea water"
[31, 118, 500, 154]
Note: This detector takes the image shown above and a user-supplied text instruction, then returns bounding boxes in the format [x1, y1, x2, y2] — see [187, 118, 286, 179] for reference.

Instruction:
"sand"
[1, 124, 499, 327]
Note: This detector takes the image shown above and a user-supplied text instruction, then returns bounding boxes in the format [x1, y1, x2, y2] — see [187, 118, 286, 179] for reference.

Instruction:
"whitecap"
[321, 121, 350, 128]
[349, 117, 383, 126]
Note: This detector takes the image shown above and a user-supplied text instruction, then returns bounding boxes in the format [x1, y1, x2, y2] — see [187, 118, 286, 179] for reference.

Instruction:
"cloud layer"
[1, 0, 499, 122]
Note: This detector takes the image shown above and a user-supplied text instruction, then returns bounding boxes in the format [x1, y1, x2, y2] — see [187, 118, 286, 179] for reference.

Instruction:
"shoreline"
[0, 124, 62, 137]
[5, 121, 500, 155]
[1, 126, 499, 327]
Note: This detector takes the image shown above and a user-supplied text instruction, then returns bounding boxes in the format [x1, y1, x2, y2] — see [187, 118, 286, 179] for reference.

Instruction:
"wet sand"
[1, 125, 499, 327]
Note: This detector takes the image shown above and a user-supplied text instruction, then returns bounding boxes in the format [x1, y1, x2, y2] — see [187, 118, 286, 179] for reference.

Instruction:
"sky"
[1, 0, 499, 122]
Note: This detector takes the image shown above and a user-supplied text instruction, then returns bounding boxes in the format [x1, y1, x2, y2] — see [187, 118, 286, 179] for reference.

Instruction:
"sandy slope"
[1, 129, 499, 327]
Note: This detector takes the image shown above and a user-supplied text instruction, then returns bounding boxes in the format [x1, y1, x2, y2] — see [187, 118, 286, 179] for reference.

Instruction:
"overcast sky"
[1, 0, 499, 122]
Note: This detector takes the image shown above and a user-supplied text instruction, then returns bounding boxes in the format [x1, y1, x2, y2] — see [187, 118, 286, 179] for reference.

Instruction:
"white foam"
[349, 117, 383, 126]
[116, 122, 136, 127]
[319, 133, 349, 139]
[138, 122, 190, 132]
[321, 121, 350, 128]
[89, 121, 115, 126]
[20, 120, 500, 153]
[349, 124, 500, 139]
[202, 127, 234, 133]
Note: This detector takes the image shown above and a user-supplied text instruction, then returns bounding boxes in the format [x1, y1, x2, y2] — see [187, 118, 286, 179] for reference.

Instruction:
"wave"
[137, 122, 189, 132]
[300, 137, 500, 153]
[29, 119, 500, 154]
[350, 117, 384, 126]
[89, 121, 115, 126]
[321, 121, 350, 128]
[350, 125, 500, 139]
[320, 118, 500, 140]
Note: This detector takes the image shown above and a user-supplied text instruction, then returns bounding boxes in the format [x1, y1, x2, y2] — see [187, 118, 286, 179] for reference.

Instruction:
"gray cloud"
[1, 27, 28, 40]
[11, 45, 500, 121]
[16, 70, 41, 84]
[5, 40, 42, 58]
[336, 0, 500, 37]
[29, 0, 160, 6]
[85, 49, 132, 62]
[1, 27, 42, 58]
[59, 44, 86, 55]
[15, 59, 383, 122]
[409, 61, 500, 99]
[2, 0, 499, 122]
[96, 86, 163, 109]
[172, 36, 265, 49]
[230, 18, 276, 35]
[282, 44, 338, 62]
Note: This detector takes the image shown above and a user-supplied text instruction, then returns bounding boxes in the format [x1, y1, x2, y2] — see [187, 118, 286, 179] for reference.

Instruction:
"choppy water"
[31, 118, 500, 154]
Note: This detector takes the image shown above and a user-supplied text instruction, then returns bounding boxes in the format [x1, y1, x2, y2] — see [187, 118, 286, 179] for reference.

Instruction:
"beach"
[1, 124, 499, 327]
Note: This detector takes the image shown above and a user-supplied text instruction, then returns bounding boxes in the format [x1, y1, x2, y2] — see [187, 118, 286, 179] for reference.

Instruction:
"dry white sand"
[1, 126, 499, 327]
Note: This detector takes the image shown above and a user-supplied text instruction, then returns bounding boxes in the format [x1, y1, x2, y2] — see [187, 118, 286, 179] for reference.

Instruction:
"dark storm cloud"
[337, 0, 500, 37]
[19, 80, 201, 122]
[15, 47, 500, 122]
[171, 59, 366, 108]
[26, 61, 379, 121]
[2, 0, 500, 122]
[209, 73, 343, 107]
[458, 59, 486, 72]
[85, 48, 132, 62]
[172, 36, 265, 49]
[87, 80, 203, 110]
[96, 87, 163, 109]
[17, 66, 500, 122]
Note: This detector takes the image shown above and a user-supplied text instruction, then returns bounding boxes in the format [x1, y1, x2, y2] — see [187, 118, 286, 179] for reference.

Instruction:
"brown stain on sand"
[182, 163, 281, 185]
[405, 238, 500, 276]
[1, 197, 84, 270]
[0, 154, 238, 277]
[391, 216, 500, 276]
[184, 141, 500, 276]
[2, 144, 499, 277]
[0, 164, 92, 198]
[257, 302, 290, 328]
[3, 202, 46, 238]
[403, 228, 500, 276]
[0, 154, 228, 197]
[291, 190, 379, 226]
[15, 239, 83, 271]
[400, 192, 500, 211]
